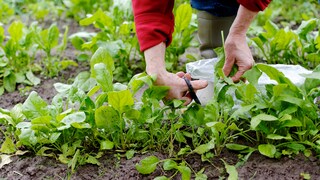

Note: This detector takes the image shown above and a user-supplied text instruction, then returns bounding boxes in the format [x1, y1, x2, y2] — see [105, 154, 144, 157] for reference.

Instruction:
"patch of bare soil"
[0, 155, 67, 180]
[238, 152, 320, 180]
[0, 150, 319, 180]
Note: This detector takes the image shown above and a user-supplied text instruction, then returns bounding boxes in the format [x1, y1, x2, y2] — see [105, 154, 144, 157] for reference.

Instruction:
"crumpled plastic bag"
[186, 58, 312, 105]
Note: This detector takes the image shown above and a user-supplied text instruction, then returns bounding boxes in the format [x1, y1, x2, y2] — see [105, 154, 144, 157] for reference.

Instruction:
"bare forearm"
[144, 42, 167, 75]
[229, 5, 258, 36]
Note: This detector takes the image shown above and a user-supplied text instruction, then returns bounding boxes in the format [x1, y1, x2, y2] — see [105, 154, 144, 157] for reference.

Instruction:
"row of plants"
[253, 0, 320, 27]
[4, 0, 317, 26]
[0, 20, 76, 95]
[1, 0, 113, 22]
[73, 2, 196, 81]
[0, 45, 319, 178]
[3, 0, 189, 23]
[0, 0, 133, 96]
[0, 1, 195, 96]
[251, 18, 320, 69]
[0, 1, 319, 179]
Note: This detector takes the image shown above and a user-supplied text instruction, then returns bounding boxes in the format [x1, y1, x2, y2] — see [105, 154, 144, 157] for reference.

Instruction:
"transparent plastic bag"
[186, 58, 312, 105]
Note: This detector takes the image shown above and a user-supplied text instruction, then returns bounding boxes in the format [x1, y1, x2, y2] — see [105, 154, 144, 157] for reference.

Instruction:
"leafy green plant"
[0, 20, 78, 95]
[62, 0, 113, 20]
[251, 19, 320, 69]
[135, 156, 196, 180]
[166, 3, 197, 72]
[227, 64, 320, 157]
[0, 46, 184, 171]
[0, 48, 114, 170]
[33, 23, 77, 77]
[254, 0, 320, 28]
[0, 105, 24, 154]
[135, 154, 241, 179]
[76, 6, 141, 82]
[0, 0, 14, 23]
[0, 21, 40, 95]
[26, 0, 64, 21]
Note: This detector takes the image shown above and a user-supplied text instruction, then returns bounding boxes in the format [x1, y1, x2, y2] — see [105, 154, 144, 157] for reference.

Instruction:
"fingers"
[181, 95, 192, 105]
[165, 72, 207, 105]
[223, 55, 254, 82]
[231, 61, 254, 82]
[176, 72, 193, 80]
[231, 70, 245, 83]
[223, 56, 235, 77]
[190, 79, 208, 90]
[184, 73, 192, 80]
[176, 71, 185, 78]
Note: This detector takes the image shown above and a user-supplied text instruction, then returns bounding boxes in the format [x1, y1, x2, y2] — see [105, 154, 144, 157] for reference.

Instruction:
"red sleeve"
[237, 0, 271, 11]
[132, 0, 174, 52]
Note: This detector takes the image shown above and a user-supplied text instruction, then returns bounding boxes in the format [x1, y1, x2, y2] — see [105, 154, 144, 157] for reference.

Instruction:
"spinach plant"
[166, 3, 197, 72]
[0, 21, 40, 95]
[33, 23, 77, 77]
[228, 64, 320, 158]
[27, 0, 64, 21]
[0, 0, 14, 23]
[77, 5, 142, 82]
[62, 0, 113, 20]
[251, 19, 320, 69]
[0, 20, 76, 95]
[135, 156, 195, 180]
[0, 46, 184, 171]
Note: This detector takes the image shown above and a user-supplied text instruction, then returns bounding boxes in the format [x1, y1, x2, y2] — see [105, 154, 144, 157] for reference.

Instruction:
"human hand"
[222, 5, 258, 82]
[144, 42, 207, 105]
[154, 71, 208, 105]
[223, 34, 254, 82]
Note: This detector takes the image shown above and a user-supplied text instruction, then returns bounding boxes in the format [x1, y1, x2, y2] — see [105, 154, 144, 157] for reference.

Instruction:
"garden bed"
[0, 149, 319, 179]
[0, 56, 319, 180]
[0, 0, 319, 179]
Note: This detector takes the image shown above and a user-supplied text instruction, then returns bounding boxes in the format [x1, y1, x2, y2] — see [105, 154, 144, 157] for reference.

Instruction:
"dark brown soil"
[238, 153, 320, 180]
[0, 150, 319, 180]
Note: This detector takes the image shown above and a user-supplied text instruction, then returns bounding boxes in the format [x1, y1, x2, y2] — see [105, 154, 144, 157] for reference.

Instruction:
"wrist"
[225, 33, 246, 48]
[227, 31, 247, 40]
[146, 64, 167, 76]
[146, 64, 168, 86]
